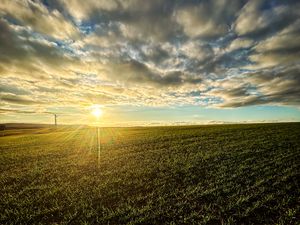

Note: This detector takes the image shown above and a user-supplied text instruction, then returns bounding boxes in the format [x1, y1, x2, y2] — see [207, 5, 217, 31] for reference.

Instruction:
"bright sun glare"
[91, 106, 103, 118]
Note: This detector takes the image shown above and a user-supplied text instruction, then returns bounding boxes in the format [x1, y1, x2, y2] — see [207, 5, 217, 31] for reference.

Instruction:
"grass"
[0, 123, 299, 224]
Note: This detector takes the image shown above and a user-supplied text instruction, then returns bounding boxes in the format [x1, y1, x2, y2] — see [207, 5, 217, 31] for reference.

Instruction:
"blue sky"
[0, 0, 299, 125]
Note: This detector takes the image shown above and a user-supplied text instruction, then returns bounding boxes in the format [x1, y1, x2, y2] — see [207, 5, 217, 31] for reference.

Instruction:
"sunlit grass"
[0, 123, 299, 224]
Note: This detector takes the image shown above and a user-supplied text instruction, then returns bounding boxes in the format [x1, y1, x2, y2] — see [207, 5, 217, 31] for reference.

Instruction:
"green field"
[0, 123, 299, 224]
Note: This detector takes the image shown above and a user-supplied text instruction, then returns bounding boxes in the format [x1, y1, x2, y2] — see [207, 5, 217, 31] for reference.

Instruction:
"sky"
[0, 0, 300, 126]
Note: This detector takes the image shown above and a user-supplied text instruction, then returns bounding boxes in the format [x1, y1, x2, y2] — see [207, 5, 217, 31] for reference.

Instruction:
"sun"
[91, 105, 103, 118]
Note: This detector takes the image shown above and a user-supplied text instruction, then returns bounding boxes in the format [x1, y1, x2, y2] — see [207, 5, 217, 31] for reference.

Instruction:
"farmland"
[0, 123, 299, 224]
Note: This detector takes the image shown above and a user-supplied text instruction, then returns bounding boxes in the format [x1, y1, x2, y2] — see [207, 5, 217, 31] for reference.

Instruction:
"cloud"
[57, 0, 119, 21]
[248, 66, 300, 104]
[255, 20, 300, 53]
[0, 83, 30, 95]
[176, 0, 245, 38]
[0, 93, 44, 105]
[0, 0, 79, 39]
[60, 0, 180, 42]
[246, 19, 300, 69]
[104, 59, 202, 87]
[235, 0, 300, 37]
[210, 66, 300, 107]
[0, 18, 73, 76]
[226, 38, 254, 52]
[0, 108, 36, 114]
[139, 44, 171, 65]
[179, 41, 214, 62]
[0, 0, 299, 116]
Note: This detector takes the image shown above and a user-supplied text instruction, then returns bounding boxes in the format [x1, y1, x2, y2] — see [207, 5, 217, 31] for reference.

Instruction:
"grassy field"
[0, 123, 299, 224]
